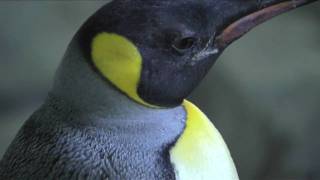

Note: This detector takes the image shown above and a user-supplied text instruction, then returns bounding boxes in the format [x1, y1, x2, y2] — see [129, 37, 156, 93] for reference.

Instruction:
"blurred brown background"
[0, 1, 319, 180]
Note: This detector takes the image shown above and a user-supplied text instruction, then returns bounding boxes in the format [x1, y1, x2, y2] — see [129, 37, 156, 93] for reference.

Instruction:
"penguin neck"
[50, 39, 182, 120]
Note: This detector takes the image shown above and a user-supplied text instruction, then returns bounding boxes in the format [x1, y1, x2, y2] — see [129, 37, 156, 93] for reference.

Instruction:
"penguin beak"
[215, 0, 318, 49]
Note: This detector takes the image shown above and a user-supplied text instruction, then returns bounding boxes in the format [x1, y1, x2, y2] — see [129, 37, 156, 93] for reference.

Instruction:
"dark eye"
[172, 37, 196, 52]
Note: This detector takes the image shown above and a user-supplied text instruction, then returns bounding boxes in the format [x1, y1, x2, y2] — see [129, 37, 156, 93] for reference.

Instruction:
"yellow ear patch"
[91, 32, 156, 108]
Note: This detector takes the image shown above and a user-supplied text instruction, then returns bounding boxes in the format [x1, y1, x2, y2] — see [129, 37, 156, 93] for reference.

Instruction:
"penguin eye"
[172, 37, 196, 52]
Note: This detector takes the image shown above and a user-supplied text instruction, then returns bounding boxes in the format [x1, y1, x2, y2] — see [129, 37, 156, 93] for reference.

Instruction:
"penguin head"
[69, 0, 315, 108]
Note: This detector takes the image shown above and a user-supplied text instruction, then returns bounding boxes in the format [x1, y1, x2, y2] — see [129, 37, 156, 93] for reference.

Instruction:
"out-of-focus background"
[0, 1, 319, 180]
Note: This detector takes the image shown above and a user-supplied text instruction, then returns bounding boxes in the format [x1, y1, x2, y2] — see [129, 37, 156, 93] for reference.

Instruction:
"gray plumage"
[0, 34, 186, 179]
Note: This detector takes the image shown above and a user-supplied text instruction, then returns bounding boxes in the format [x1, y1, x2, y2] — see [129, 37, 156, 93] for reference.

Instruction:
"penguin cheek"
[135, 46, 218, 107]
[137, 74, 187, 107]
[136, 57, 205, 107]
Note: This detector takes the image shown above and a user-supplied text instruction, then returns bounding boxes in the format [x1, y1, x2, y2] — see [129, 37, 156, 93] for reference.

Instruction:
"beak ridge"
[215, 0, 318, 49]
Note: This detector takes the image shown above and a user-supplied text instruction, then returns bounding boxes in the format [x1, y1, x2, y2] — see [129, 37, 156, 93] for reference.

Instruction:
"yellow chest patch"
[170, 100, 239, 180]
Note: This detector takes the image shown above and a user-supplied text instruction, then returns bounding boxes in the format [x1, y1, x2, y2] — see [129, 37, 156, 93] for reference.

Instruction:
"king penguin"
[0, 0, 317, 179]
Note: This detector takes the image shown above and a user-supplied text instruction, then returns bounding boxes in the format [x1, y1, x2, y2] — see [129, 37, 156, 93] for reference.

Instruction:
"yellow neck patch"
[170, 100, 239, 180]
[91, 32, 157, 108]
